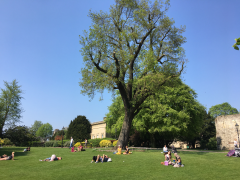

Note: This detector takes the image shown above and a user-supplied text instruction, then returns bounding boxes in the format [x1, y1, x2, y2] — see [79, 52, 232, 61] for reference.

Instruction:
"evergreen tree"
[67, 115, 91, 142]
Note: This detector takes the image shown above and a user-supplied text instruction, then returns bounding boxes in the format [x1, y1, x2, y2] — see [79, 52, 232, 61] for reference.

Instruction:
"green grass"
[0, 147, 239, 180]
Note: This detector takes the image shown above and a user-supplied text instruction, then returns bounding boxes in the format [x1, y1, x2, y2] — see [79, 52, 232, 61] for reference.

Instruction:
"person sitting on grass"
[91, 155, 102, 163]
[116, 145, 122, 155]
[165, 151, 172, 165]
[78, 144, 83, 151]
[0, 152, 14, 160]
[163, 145, 168, 153]
[123, 146, 130, 155]
[39, 154, 62, 161]
[172, 153, 182, 167]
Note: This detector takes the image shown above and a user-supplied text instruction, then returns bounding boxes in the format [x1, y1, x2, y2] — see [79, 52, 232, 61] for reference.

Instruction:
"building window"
[97, 135, 98, 138]
[102, 134, 104, 138]
[93, 136, 95, 139]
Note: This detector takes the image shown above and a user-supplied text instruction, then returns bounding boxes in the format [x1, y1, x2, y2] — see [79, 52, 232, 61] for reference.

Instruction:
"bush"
[53, 141, 59, 147]
[206, 137, 217, 150]
[113, 140, 118, 147]
[99, 140, 112, 147]
[64, 141, 70, 147]
[45, 141, 54, 147]
[88, 139, 102, 147]
[3, 138, 13, 145]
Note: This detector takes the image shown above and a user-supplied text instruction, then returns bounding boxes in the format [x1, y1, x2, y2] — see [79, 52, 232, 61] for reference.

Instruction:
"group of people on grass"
[116, 145, 132, 155]
[91, 154, 112, 163]
[162, 145, 183, 167]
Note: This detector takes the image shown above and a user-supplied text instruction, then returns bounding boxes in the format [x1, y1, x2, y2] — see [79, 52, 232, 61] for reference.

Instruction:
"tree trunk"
[117, 110, 133, 150]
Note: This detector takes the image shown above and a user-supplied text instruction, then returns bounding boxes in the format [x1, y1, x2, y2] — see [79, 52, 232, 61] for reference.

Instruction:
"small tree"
[209, 102, 238, 119]
[36, 123, 53, 140]
[66, 115, 91, 142]
[30, 120, 43, 135]
[0, 80, 23, 137]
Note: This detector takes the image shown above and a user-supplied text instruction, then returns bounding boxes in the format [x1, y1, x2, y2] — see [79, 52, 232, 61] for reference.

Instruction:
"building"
[91, 118, 111, 139]
[215, 114, 240, 150]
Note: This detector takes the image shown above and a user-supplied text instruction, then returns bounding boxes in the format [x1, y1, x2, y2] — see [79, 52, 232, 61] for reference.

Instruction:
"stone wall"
[215, 114, 240, 150]
[91, 121, 111, 139]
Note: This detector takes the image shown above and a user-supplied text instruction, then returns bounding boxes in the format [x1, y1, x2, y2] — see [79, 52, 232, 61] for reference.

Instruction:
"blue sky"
[0, 0, 239, 130]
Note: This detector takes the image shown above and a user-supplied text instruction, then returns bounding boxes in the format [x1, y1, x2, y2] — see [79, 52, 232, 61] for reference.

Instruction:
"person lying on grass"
[39, 154, 62, 161]
[0, 152, 14, 160]
[91, 155, 101, 163]
[0, 154, 8, 158]
[100, 154, 112, 163]
[23, 147, 30, 152]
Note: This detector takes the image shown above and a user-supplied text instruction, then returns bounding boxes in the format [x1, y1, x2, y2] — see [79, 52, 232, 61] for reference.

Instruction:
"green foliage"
[209, 102, 238, 119]
[53, 141, 60, 147]
[66, 115, 91, 142]
[30, 120, 43, 135]
[2, 138, 12, 145]
[79, 0, 187, 147]
[105, 79, 205, 145]
[113, 140, 118, 147]
[0, 79, 23, 137]
[64, 141, 70, 147]
[99, 140, 112, 147]
[3, 126, 36, 146]
[45, 141, 54, 147]
[206, 137, 217, 150]
[233, 37, 240, 50]
[88, 138, 102, 147]
[36, 123, 53, 139]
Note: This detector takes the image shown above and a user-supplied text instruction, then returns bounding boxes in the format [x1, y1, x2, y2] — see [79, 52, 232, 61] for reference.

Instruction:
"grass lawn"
[0, 147, 239, 180]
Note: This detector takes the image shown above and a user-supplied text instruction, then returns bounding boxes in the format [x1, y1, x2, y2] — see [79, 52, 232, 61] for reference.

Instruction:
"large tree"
[79, 0, 186, 148]
[30, 120, 43, 135]
[209, 102, 238, 119]
[233, 37, 240, 50]
[66, 115, 91, 142]
[0, 80, 23, 137]
[36, 123, 53, 140]
[105, 79, 205, 147]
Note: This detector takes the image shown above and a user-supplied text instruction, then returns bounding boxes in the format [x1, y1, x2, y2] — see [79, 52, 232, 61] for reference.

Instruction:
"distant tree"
[36, 123, 53, 140]
[30, 120, 43, 135]
[0, 80, 23, 137]
[66, 115, 91, 142]
[209, 102, 238, 119]
[233, 37, 240, 50]
[3, 126, 36, 146]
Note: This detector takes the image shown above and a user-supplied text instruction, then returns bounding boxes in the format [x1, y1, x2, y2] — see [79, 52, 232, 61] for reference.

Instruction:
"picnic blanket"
[226, 150, 235, 157]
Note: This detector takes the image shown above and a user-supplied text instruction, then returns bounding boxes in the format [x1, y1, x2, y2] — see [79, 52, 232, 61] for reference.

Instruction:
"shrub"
[99, 140, 112, 147]
[64, 141, 70, 147]
[206, 137, 217, 150]
[3, 138, 13, 145]
[113, 140, 118, 147]
[53, 141, 59, 147]
[0, 138, 4, 146]
[45, 141, 54, 147]
[74, 142, 81, 147]
[88, 139, 102, 147]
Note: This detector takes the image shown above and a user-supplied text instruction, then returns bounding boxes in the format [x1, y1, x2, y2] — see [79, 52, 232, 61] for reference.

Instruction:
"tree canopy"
[105, 79, 205, 147]
[36, 123, 53, 139]
[209, 102, 238, 119]
[79, 0, 187, 147]
[30, 120, 43, 135]
[0, 80, 23, 137]
[66, 115, 91, 142]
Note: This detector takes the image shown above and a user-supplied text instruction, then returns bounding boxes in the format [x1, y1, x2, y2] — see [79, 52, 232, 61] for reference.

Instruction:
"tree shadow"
[0, 147, 30, 158]
[178, 151, 209, 155]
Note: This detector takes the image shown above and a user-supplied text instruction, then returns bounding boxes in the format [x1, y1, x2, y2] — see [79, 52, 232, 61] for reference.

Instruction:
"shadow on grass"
[179, 151, 209, 155]
[0, 147, 30, 158]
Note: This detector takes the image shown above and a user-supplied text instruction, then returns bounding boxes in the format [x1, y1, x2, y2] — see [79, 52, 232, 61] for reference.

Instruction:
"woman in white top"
[163, 145, 168, 153]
